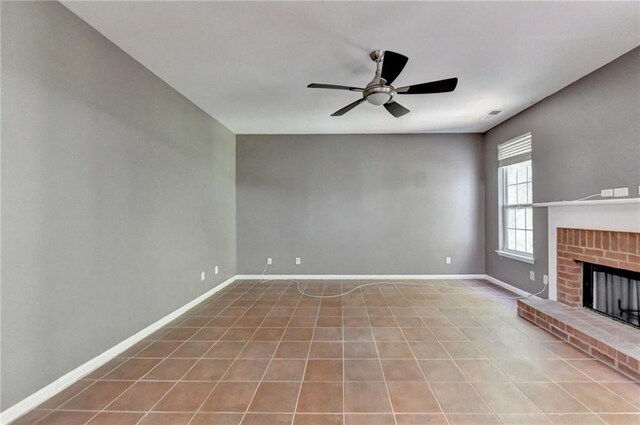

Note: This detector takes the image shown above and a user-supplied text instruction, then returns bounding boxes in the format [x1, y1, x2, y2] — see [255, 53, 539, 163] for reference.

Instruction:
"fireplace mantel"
[535, 198, 640, 301]
[534, 198, 640, 208]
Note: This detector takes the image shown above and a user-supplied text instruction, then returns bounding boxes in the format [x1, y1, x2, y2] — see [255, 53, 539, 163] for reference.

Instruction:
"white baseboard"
[236, 274, 487, 280]
[484, 275, 538, 298]
[0, 275, 237, 425]
[238, 274, 535, 298]
[244, 274, 536, 300]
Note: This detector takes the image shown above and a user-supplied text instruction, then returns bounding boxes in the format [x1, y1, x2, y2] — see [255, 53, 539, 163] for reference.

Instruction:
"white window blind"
[498, 132, 532, 167]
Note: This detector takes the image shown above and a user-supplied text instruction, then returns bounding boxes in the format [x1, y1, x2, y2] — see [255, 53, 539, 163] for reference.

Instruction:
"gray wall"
[237, 134, 485, 275]
[3, 0, 637, 412]
[1, 1, 236, 409]
[484, 46, 640, 296]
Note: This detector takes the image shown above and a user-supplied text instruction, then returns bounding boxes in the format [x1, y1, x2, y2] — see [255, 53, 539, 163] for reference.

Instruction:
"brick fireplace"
[556, 228, 640, 307]
[516, 199, 640, 380]
[518, 227, 640, 379]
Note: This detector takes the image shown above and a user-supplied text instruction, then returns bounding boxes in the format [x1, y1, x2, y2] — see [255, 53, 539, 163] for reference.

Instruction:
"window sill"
[495, 250, 535, 264]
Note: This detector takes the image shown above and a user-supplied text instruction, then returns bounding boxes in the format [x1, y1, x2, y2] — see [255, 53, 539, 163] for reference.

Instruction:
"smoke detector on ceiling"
[480, 110, 501, 120]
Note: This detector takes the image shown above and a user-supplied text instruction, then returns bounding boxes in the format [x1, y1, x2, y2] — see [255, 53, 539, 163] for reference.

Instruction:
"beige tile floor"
[13, 279, 640, 425]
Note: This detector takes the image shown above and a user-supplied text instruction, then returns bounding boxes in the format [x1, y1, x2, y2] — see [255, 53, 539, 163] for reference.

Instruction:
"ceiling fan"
[307, 50, 458, 118]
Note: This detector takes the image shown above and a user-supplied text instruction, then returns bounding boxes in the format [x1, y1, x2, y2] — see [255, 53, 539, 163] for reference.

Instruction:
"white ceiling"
[63, 1, 639, 135]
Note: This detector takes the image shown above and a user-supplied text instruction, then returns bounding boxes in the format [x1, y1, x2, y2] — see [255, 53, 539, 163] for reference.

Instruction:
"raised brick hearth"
[518, 298, 640, 380]
[556, 228, 640, 307]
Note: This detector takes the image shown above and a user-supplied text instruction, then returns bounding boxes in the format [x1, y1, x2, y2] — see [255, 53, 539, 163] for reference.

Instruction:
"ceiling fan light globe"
[366, 92, 391, 105]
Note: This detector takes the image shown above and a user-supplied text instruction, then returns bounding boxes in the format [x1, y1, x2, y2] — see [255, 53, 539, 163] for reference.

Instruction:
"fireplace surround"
[517, 199, 640, 380]
[556, 227, 640, 307]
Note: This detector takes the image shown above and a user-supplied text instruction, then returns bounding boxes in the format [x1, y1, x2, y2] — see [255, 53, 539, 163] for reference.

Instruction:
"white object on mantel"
[535, 198, 640, 301]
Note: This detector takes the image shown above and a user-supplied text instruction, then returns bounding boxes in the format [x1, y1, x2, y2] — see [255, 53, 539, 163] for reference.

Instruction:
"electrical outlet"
[445, 257, 452, 265]
[529, 270, 535, 281]
[201, 271, 206, 281]
[267, 258, 272, 265]
[600, 189, 614, 197]
[543, 274, 549, 285]
[214, 265, 219, 275]
[295, 257, 301, 265]
[613, 187, 629, 197]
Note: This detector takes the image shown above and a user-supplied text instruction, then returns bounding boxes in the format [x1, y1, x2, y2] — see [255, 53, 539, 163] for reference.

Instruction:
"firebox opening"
[583, 262, 640, 328]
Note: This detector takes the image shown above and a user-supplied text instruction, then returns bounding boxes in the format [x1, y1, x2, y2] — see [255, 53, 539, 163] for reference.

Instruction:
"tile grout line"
[439, 290, 545, 424]
[395, 284, 453, 425]
[137, 281, 258, 424]
[289, 279, 323, 425]
[364, 283, 399, 425]
[450, 297, 600, 421]
[182, 279, 285, 424]
[138, 280, 260, 425]
[124, 287, 247, 424]
[433, 338, 500, 422]
[37, 281, 252, 425]
[30, 335, 165, 423]
[461, 325, 580, 416]
[236, 278, 304, 424]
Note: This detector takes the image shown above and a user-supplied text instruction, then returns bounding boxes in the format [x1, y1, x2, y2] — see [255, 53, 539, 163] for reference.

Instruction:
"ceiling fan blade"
[331, 98, 366, 116]
[396, 77, 458, 94]
[383, 101, 410, 118]
[308, 83, 364, 92]
[380, 51, 408, 85]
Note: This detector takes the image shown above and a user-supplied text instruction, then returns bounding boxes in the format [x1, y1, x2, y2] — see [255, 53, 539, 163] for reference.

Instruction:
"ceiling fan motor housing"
[363, 85, 396, 105]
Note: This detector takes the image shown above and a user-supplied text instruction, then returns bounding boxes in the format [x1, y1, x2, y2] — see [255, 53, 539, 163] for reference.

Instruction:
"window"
[497, 132, 534, 263]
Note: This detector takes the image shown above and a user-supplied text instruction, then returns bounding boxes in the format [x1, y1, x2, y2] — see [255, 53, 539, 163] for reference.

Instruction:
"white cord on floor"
[257, 262, 547, 299]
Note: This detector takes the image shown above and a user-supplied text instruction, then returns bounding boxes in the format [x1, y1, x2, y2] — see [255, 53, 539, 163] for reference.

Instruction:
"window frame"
[496, 134, 535, 264]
